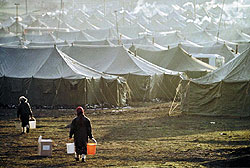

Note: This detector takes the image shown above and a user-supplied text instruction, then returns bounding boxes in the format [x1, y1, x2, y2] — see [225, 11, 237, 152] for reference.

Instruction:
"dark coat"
[17, 102, 33, 127]
[69, 114, 93, 155]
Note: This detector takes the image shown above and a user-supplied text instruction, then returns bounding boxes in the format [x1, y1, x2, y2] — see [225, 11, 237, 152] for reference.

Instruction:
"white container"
[29, 120, 36, 129]
[66, 143, 75, 154]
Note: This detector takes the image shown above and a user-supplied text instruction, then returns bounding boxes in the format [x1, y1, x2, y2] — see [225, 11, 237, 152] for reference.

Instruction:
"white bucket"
[29, 120, 36, 129]
[66, 143, 75, 154]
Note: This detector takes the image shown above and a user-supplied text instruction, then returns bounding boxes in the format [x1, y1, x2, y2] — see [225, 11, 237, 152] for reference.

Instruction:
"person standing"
[17, 96, 33, 134]
[69, 106, 96, 162]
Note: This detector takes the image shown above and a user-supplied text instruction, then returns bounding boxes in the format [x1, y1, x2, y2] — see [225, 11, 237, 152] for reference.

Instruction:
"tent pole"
[85, 79, 88, 108]
[15, 3, 20, 35]
[168, 81, 181, 116]
[25, 0, 28, 14]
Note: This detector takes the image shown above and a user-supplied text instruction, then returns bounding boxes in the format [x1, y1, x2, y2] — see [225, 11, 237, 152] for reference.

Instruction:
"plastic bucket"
[87, 143, 96, 155]
[66, 143, 75, 154]
[29, 120, 36, 129]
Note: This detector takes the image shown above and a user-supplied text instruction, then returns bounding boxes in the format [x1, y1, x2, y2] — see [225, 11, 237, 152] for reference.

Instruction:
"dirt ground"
[0, 102, 250, 168]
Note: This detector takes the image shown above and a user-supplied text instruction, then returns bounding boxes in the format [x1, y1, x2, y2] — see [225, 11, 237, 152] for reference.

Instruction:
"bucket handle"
[30, 117, 36, 121]
[91, 138, 97, 145]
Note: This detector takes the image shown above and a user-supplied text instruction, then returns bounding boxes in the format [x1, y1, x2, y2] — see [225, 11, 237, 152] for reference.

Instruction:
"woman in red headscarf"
[69, 106, 96, 162]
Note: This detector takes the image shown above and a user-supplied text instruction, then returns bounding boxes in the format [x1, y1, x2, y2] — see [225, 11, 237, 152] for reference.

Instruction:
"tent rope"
[168, 80, 182, 116]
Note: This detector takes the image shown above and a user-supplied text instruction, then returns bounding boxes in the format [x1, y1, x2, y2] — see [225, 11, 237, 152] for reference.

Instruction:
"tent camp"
[130, 45, 216, 78]
[180, 47, 250, 117]
[61, 45, 184, 101]
[0, 46, 129, 107]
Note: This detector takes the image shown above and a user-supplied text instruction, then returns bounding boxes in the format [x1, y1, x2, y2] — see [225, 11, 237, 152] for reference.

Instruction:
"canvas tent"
[0, 46, 129, 107]
[7, 21, 26, 34]
[73, 39, 114, 46]
[61, 45, 184, 102]
[65, 18, 98, 30]
[21, 14, 37, 25]
[53, 31, 96, 42]
[183, 30, 217, 45]
[0, 27, 14, 37]
[28, 19, 48, 28]
[130, 45, 216, 78]
[23, 33, 59, 43]
[181, 43, 236, 63]
[0, 36, 20, 45]
[151, 31, 199, 48]
[180, 47, 250, 117]
[83, 28, 117, 40]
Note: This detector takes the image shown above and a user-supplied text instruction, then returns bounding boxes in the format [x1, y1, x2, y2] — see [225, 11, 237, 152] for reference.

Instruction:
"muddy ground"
[0, 102, 250, 167]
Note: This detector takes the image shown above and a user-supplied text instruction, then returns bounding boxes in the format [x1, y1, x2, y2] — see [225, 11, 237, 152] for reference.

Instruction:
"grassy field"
[0, 102, 250, 168]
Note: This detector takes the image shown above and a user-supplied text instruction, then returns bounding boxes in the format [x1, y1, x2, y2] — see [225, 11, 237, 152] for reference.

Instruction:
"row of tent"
[1, 14, 250, 53]
[1, 43, 249, 117]
[1, 1, 250, 49]
[0, 45, 184, 107]
[0, 0, 249, 116]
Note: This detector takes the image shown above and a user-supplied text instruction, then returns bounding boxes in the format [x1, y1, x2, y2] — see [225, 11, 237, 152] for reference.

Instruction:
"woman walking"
[17, 96, 33, 134]
[69, 106, 96, 162]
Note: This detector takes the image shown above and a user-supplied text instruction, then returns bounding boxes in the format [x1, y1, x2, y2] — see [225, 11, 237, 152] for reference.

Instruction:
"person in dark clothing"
[69, 106, 96, 162]
[17, 96, 33, 134]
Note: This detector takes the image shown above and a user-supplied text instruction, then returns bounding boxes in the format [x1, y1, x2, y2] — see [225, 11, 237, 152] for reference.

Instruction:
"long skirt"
[21, 116, 29, 127]
[75, 141, 87, 155]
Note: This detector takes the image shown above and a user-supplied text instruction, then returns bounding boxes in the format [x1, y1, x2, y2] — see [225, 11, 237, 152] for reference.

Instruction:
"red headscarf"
[76, 106, 84, 116]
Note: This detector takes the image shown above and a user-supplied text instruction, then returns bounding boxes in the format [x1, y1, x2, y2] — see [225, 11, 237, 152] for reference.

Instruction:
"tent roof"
[23, 33, 59, 43]
[0, 46, 115, 79]
[21, 14, 37, 25]
[83, 28, 117, 40]
[73, 39, 114, 46]
[181, 22, 203, 34]
[28, 19, 48, 27]
[0, 28, 14, 37]
[184, 30, 217, 45]
[61, 45, 180, 76]
[0, 36, 20, 44]
[53, 31, 96, 42]
[131, 45, 216, 72]
[65, 18, 99, 30]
